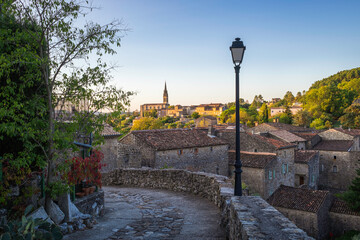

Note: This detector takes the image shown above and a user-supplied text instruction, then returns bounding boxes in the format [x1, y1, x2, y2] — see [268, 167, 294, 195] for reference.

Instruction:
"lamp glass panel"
[231, 48, 244, 64]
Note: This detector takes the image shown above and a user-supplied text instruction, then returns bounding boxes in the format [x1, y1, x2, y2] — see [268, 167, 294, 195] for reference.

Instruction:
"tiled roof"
[102, 124, 121, 137]
[253, 134, 296, 149]
[269, 130, 306, 143]
[131, 128, 227, 151]
[292, 132, 319, 141]
[330, 198, 360, 216]
[334, 128, 360, 137]
[295, 150, 317, 164]
[313, 140, 353, 151]
[267, 185, 330, 213]
[255, 123, 314, 133]
[228, 150, 276, 168]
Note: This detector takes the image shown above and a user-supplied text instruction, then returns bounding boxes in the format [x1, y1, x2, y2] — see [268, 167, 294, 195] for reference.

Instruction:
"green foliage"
[258, 103, 269, 123]
[339, 103, 360, 129]
[279, 113, 292, 124]
[283, 91, 295, 106]
[303, 67, 360, 120]
[250, 95, 264, 108]
[160, 163, 173, 169]
[335, 230, 360, 240]
[191, 112, 200, 119]
[0, 205, 62, 240]
[310, 118, 326, 130]
[293, 110, 312, 127]
[143, 109, 158, 118]
[131, 117, 163, 130]
[337, 169, 360, 212]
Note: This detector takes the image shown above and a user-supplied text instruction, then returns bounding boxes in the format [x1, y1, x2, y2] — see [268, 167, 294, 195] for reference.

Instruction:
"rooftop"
[269, 130, 306, 143]
[130, 128, 227, 151]
[295, 150, 317, 164]
[102, 124, 121, 137]
[292, 132, 320, 141]
[249, 123, 314, 134]
[253, 134, 296, 150]
[330, 198, 360, 216]
[267, 185, 330, 213]
[313, 140, 353, 151]
[333, 128, 360, 137]
[229, 150, 276, 168]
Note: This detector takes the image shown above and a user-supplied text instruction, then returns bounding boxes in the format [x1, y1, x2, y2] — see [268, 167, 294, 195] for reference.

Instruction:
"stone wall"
[241, 167, 265, 197]
[155, 145, 228, 176]
[318, 151, 356, 191]
[100, 136, 119, 173]
[102, 168, 312, 240]
[74, 190, 105, 217]
[330, 212, 360, 236]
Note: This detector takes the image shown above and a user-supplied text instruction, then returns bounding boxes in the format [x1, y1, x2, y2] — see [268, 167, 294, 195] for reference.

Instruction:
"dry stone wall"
[102, 168, 312, 240]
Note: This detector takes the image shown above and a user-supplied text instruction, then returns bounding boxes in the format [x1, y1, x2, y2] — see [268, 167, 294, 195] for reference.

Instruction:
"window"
[178, 149, 183, 155]
[269, 189, 273, 196]
[124, 154, 129, 164]
[284, 151, 287, 157]
[210, 146, 213, 152]
[269, 171, 272, 180]
[312, 175, 315, 183]
[194, 148, 198, 154]
[282, 164, 286, 174]
[254, 149, 257, 152]
[286, 164, 289, 173]
[333, 166, 337, 173]
[273, 170, 276, 178]
[321, 164, 324, 172]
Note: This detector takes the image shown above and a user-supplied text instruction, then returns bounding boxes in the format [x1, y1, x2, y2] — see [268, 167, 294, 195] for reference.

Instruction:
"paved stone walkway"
[64, 186, 226, 240]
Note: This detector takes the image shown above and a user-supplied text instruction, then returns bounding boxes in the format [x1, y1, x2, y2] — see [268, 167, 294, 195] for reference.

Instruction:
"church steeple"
[163, 82, 169, 104]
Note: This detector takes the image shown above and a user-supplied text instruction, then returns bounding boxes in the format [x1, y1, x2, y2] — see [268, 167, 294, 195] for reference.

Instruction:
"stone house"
[229, 151, 295, 199]
[294, 150, 319, 189]
[267, 185, 333, 239]
[118, 128, 229, 175]
[269, 106, 302, 116]
[194, 103, 225, 116]
[248, 122, 313, 134]
[99, 125, 122, 173]
[313, 140, 360, 191]
[267, 130, 307, 150]
[329, 198, 360, 237]
[195, 116, 218, 128]
[293, 132, 322, 149]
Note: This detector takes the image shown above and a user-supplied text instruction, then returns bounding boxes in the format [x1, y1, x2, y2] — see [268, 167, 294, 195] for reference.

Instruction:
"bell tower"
[163, 82, 169, 104]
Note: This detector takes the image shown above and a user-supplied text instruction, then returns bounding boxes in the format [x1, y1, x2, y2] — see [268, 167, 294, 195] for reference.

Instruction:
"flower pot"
[83, 187, 91, 196]
[76, 192, 85, 198]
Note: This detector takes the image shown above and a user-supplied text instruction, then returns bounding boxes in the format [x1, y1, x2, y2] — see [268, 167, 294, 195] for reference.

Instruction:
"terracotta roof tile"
[253, 134, 296, 149]
[131, 128, 227, 151]
[229, 150, 276, 168]
[267, 185, 330, 213]
[313, 140, 353, 151]
[330, 198, 360, 216]
[295, 150, 317, 164]
[269, 130, 306, 143]
[256, 123, 314, 133]
[293, 132, 319, 141]
[102, 124, 121, 137]
[334, 128, 360, 137]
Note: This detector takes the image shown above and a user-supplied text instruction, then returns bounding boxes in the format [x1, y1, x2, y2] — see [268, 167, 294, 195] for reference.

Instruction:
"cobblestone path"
[64, 186, 226, 240]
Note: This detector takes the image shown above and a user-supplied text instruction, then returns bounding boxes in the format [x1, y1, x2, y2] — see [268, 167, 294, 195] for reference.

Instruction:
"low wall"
[103, 168, 312, 240]
[74, 190, 105, 217]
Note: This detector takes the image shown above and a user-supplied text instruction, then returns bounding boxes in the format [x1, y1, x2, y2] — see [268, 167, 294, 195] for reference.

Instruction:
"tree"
[131, 117, 163, 130]
[293, 110, 312, 127]
[0, 11, 48, 204]
[283, 91, 295, 106]
[339, 102, 360, 129]
[310, 118, 326, 130]
[4, 0, 133, 213]
[338, 168, 360, 211]
[191, 112, 200, 119]
[250, 95, 264, 108]
[284, 106, 293, 124]
[258, 103, 269, 123]
[144, 109, 157, 118]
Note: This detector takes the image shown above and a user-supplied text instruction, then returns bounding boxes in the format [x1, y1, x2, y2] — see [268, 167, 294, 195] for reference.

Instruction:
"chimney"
[208, 125, 215, 136]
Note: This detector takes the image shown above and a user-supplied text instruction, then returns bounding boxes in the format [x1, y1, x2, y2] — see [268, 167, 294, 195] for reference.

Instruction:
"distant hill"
[302, 67, 360, 120]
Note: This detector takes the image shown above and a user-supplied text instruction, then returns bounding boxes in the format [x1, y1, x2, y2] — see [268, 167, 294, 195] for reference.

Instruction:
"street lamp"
[230, 37, 246, 196]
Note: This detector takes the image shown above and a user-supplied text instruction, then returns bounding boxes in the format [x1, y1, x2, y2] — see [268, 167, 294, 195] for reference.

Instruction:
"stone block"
[49, 200, 65, 224]
[27, 206, 54, 224]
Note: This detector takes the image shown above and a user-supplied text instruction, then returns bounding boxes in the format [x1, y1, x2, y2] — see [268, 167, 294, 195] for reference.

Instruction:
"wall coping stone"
[103, 168, 313, 240]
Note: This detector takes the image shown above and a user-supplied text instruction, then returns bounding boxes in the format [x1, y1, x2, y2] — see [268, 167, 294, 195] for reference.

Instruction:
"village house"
[269, 106, 303, 116]
[117, 128, 229, 175]
[195, 116, 218, 127]
[329, 198, 360, 236]
[194, 103, 225, 116]
[266, 130, 307, 150]
[99, 124, 122, 173]
[229, 151, 295, 198]
[313, 128, 360, 191]
[294, 150, 319, 189]
[267, 185, 333, 239]
[248, 122, 313, 134]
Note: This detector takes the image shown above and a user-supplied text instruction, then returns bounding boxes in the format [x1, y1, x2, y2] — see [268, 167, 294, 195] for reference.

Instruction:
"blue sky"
[86, 0, 360, 111]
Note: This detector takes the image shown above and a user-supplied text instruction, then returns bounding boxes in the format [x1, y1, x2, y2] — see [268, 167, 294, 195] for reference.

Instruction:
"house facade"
[118, 128, 229, 175]
[294, 150, 319, 189]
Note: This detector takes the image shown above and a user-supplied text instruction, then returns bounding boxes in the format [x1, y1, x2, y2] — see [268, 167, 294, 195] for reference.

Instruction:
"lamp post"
[230, 37, 246, 196]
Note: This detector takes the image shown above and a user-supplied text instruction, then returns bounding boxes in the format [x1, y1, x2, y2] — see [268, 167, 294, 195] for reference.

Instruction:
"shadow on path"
[64, 186, 226, 240]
